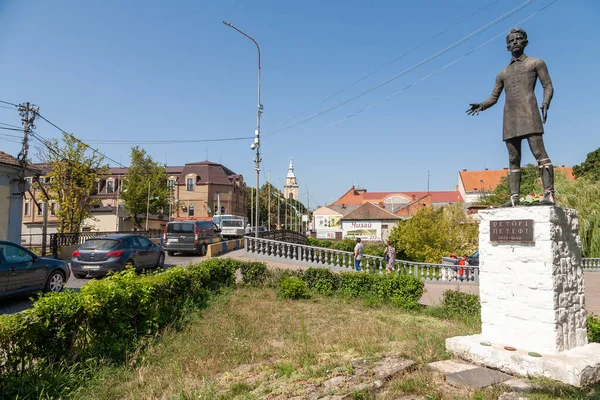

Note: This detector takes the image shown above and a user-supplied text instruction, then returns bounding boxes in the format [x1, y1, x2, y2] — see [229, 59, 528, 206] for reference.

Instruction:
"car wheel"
[167, 251, 175, 257]
[200, 243, 208, 256]
[156, 253, 165, 269]
[44, 270, 65, 293]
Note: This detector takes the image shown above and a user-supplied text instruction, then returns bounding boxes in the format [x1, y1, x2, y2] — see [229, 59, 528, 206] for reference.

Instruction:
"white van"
[219, 219, 245, 239]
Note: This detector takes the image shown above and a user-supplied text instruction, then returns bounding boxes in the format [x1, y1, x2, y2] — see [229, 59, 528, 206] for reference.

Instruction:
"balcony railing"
[245, 236, 478, 283]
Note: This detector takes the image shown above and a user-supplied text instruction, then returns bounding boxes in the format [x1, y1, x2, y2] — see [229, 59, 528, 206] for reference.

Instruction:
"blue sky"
[0, 0, 598, 206]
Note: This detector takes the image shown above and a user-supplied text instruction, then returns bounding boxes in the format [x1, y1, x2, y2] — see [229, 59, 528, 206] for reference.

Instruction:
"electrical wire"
[0, 100, 17, 107]
[263, 0, 560, 152]
[83, 137, 253, 144]
[264, 0, 535, 138]
[0, 126, 22, 132]
[0, 132, 21, 138]
[35, 113, 127, 167]
[0, 122, 21, 129]
[0, 105, 17, 110]
[269, 0, 503, 131]
[0, 137, 21, 144]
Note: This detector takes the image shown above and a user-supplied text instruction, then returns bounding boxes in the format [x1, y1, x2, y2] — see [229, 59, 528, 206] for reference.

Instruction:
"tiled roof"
[327, 204, 362, 216]
[341, 202, 400, 221]
[178, 161, 237, 185]
[333, 188, 462, 205]
[400, 191, 463, 203]
[0, 151, 41, 172]
[0, 151, 20, 167]
[459, 167, 574, 193]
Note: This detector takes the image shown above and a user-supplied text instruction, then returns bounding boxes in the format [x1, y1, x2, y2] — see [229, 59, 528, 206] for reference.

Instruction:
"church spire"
[286, 158, 296, 178]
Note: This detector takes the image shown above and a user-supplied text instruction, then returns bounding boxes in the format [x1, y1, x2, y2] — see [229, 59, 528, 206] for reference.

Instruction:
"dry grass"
[72, 288, 600, 400]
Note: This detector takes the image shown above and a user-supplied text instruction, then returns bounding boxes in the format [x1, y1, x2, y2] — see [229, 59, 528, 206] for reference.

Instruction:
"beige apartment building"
[21, 160, 247, 245]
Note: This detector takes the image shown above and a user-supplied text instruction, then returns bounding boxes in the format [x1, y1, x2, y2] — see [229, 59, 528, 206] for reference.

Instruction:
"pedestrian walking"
[245, 224, 252, 235]
[354, 238, 364, 271]
[384, 241, 396, 274]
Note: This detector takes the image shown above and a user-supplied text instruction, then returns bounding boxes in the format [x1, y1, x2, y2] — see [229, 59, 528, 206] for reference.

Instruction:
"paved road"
[0, 254, 206, 315]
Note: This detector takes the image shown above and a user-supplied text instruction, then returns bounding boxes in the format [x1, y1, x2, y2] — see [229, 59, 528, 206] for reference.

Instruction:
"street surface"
[0, 253, 206, 315]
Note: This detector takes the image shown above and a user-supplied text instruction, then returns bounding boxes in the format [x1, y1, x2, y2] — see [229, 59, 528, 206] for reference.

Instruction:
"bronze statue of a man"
[467, 28, 555, 207]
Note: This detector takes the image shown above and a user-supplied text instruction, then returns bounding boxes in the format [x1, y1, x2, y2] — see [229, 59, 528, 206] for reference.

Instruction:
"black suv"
[162, 220, 222, 256]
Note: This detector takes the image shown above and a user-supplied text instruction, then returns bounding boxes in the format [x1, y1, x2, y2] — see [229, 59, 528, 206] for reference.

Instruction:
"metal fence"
[20, 230, 161, 258]
[257, 229, 307, 245]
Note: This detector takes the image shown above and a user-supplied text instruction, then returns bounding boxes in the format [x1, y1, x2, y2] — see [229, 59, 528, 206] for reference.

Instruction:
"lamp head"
[222, 21, 233, 27]
[250, 143, 256, 150]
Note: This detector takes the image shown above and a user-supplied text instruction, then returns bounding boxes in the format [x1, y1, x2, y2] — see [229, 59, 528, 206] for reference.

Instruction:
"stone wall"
[478, 206, 587, 354]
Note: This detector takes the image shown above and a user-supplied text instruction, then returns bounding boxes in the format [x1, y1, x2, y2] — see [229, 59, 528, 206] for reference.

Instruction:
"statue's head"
[506, 28, 528, 53]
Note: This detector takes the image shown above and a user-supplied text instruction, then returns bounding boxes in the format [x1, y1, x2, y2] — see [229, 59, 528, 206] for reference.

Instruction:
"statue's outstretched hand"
[540, 104, 548, 124]
[466, 103, 483, 116]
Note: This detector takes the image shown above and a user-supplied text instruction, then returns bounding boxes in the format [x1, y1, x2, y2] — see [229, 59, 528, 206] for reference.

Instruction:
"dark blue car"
[70, 234, 165, 278]
[0, 241, 70, 298]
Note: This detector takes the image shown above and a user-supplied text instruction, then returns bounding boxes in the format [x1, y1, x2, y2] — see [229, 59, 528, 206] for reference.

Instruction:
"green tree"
[44, 133, 107, 233]
[476, 164, 542, 206]
[555, 173, 600, 257]
[247, 184, 308, 230]
[388, 203, 478, 263]
[120, 147, 169, 228]
[573, 148, 600, 182]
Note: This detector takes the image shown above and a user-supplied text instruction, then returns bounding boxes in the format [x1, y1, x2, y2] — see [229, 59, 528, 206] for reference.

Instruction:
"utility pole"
[17, 102, 38, 192]
[277, 178, 280, 230]
[115, 181, 121, 231]
[223, 21, 262, 238]
[267, 170, 271, 231]
[427, 170, 430, 194]
[306, 184, 310, 235]
[145, 180, 151, 231]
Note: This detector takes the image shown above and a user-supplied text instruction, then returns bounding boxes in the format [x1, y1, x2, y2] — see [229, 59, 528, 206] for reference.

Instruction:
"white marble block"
[478, 206, 587, 354]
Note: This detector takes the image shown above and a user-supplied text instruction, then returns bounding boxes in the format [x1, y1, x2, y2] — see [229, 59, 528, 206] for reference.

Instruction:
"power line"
[0, 105, 17, 110]
[82, 137, 253, 145]
[35, 112, 126, 167]
[269, 0, 503, 131]
[263, 0, 559, 153]
[0, 121, 21, 129]
[264, 0, 534, 138]
[0, 126, 22, 132]
[0, 132, 21, 138]
[0, 100, 17, 107]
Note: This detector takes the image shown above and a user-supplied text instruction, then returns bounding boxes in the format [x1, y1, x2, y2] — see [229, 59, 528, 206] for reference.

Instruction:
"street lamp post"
[223, 21, 262, 238]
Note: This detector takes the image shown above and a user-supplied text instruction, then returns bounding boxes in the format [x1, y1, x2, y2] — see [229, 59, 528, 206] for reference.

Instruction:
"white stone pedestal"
[446, 206, 600, 386]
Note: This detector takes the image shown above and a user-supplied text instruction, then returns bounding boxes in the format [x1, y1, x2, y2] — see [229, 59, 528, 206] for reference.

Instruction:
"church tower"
[284, 158, 299, 200]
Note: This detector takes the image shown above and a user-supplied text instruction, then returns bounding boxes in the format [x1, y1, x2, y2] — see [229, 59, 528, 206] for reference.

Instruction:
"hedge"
[0, 258, 241, 397]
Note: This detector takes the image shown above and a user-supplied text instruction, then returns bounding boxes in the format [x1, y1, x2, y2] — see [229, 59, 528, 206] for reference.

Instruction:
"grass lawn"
[72, 287, 599, 400]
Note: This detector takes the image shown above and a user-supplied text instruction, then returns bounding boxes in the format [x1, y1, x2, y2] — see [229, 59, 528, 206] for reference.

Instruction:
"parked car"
[162, 220, 222, 256]
[70, 234, 165, 278]
[220, 218, 245, 239]
[0, 240, 70, 298]
[441, 250, 479, 266]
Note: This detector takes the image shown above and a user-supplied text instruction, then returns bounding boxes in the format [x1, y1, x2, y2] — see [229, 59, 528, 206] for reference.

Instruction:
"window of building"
[50, 202, 56, 216]
[37, 203, 44, 216]
[188, 207, 194, 217]
[24, 201, 30, 216]
[186, 177, 194, 191]
[168, 179, 175, 188]
[25, 177, 32, 184]
[220, 206, 225, 215]
[107, 180, 115, 193]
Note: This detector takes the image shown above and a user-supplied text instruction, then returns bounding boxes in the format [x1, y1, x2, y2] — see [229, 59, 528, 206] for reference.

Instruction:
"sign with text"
[342, 221, 381, 241]
[490, 219, 534, 243]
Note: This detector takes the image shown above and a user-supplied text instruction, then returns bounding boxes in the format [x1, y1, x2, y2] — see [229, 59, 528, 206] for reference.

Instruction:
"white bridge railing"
[245, 236, 479, 284]
[583, 258, 600, 271]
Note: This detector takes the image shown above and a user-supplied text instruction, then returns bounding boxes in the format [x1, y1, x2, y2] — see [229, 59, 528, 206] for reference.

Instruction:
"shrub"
[278, 277, 310, 300]
[333, 238, 356, 252]
[239, 261, 269, 286]
[0, 257, 241, 397]
[373, 274, 424, 310]
[363, 243, 386, 257]
[265, 268, 305, 288]
[588, 314, 600, 343]
[441, 290, 481, 316]
[339, 273, 377, 298]
[303, 268, 340, 296]
[307, 237, 332, 248]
